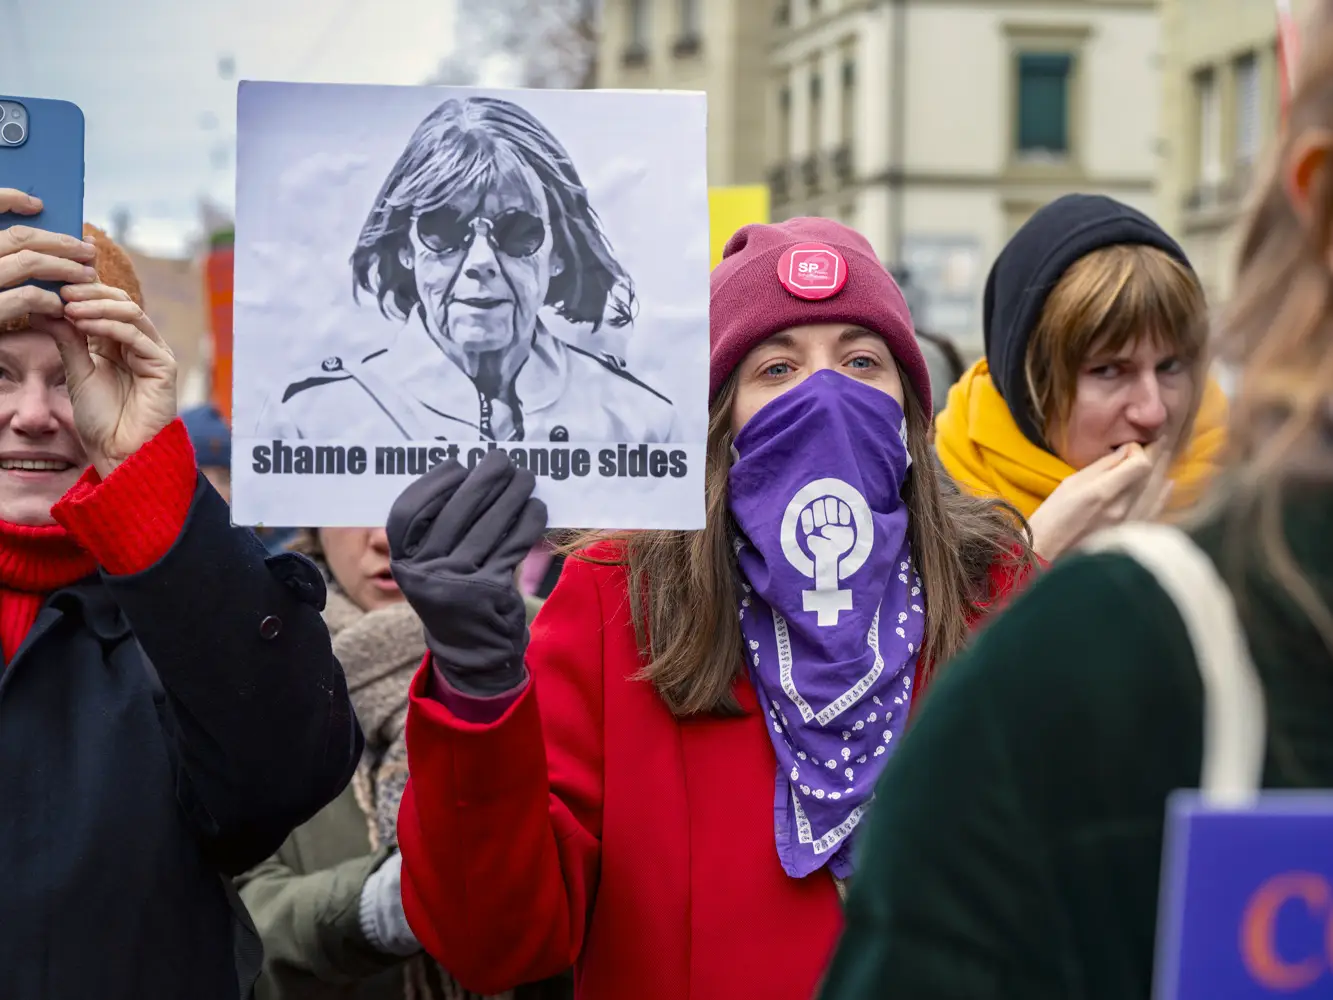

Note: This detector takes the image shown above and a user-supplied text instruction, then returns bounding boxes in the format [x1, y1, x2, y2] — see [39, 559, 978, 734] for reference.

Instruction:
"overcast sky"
[8, 0, 462, 256]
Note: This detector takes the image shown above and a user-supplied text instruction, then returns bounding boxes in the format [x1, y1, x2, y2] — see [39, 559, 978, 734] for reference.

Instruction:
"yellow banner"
[709, 185, 771, 268]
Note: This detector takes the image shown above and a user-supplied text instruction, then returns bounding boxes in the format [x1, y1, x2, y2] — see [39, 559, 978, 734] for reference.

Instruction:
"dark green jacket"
[237, 784, 403, 1000]
[821, 491, 1333, 1000]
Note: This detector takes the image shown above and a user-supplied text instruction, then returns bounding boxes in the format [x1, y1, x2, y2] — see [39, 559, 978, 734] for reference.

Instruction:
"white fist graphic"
[780, 478, 873, 627]
[802, 497, 855, 567]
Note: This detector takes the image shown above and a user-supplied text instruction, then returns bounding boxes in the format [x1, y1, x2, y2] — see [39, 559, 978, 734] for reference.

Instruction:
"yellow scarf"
[934, 358, 1228, 520]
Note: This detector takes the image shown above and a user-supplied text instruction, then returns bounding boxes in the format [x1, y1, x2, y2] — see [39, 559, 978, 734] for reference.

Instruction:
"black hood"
[982, 193, 1193, 448]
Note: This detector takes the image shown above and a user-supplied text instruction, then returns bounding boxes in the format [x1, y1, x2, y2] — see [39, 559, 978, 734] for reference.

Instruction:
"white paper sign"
[231, 80, 708, 529]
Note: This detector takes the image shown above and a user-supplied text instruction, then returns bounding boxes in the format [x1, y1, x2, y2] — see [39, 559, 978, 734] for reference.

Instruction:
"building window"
[1233, 52, 1260, 168]
[809, 70, 824, 154]
[1015, 52, 1072, 158]
[629, 0, 649, 50]
[1195, 68, 1222, 187]
[673, 0, 702, 55]
[680, 0, 700, 36]
[777, 84, 792, 164]
[841, 56, 856, 143]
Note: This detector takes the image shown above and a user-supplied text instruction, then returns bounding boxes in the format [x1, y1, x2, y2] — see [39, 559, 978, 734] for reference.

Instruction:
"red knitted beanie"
[709, 217, 930, 418]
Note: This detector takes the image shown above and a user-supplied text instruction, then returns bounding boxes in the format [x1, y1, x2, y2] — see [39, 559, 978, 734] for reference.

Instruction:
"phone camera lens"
[1, 121, 24, 144]
[0, 107, 6, 122]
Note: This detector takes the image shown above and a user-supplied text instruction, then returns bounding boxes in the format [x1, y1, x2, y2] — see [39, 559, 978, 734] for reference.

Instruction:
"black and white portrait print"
[232, 82, 708, 530]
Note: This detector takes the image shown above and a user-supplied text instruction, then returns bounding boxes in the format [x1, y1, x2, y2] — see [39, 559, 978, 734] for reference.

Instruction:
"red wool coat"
[398, 549, 1026, 1000]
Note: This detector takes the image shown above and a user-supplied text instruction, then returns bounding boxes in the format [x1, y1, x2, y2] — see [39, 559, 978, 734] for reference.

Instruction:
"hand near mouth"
[1027, 442, 1173, 561]
[1124, 439, 1175, 524]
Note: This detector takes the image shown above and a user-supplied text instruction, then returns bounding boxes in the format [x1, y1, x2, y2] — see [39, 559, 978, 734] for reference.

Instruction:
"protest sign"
[231, 81, 708, 529]
[1156, 792, 1333, 999]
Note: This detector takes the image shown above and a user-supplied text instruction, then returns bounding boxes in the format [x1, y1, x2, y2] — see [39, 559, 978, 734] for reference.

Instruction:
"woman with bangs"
[934, 194, 1228, 560]
[260, 95, 676, 444]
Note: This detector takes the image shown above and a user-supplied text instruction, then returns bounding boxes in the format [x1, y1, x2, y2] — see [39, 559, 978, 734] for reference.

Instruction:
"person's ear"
[549, 248, 565, 278]
[398, 243, 415, 270]
[1283, 127, 1333, 227]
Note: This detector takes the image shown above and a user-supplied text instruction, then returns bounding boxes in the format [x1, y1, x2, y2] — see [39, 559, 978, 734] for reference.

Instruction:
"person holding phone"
[0, 189, 363, 1000]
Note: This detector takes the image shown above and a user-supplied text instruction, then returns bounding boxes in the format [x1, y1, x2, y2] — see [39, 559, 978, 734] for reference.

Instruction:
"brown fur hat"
[1, 223, 144, 333]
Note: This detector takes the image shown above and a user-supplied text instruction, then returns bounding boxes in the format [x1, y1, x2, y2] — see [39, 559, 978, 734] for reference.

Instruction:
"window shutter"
[1234, 54, 1259, 164]
[1197, 71, 1222, 185]
[680, 0, 700, 36]
[630, 0, 648, 47]
[1017, 53, 1072, 155]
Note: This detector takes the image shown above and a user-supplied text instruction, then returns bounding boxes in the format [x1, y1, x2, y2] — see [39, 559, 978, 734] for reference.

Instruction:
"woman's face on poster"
[404, 156, 557, 356]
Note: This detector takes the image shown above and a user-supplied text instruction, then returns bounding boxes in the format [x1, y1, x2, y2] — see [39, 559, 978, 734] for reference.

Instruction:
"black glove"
[386, 450, 548, 696]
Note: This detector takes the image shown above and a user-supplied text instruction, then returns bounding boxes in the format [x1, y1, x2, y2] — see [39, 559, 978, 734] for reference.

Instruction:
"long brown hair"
[570, 374, 1034, 716]
[1211, 0, 1333, 650]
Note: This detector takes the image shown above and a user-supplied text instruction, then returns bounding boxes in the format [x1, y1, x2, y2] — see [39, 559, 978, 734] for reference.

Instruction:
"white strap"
[1082, 523, 1266, 806]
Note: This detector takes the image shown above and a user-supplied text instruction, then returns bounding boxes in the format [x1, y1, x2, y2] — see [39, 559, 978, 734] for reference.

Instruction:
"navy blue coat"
[0, 477, 363, 999]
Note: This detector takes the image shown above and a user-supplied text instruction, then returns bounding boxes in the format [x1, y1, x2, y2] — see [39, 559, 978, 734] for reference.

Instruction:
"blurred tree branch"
[426, 0, 598, 89]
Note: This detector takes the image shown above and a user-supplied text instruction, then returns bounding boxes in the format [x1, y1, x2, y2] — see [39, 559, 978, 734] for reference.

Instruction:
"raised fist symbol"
[802, 497, 855, 571]
[780, 478, 872, 627]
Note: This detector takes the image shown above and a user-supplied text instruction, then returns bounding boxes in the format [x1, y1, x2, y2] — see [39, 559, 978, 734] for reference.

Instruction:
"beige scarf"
[324, 585, 513, 1000]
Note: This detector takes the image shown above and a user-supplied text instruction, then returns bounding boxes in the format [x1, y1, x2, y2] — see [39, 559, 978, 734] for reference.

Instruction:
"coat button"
[259, 615, 283, 640]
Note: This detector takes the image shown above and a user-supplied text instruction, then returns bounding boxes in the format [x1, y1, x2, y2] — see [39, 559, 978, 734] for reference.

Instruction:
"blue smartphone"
[0, 96, 86, 291]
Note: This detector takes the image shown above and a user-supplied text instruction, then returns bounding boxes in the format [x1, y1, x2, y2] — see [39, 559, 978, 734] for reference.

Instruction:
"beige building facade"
[1158, 0, 1310, 305]
[596, 0, 772, 185]
[770, 0, 1162, 350]
[598, 1, 1168, 350]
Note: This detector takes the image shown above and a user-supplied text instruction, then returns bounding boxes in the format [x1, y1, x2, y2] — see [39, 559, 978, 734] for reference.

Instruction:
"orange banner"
[205, 247, 234, 426]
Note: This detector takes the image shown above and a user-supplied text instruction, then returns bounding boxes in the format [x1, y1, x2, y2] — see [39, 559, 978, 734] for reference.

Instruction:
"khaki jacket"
[236, 597, 566, 1000]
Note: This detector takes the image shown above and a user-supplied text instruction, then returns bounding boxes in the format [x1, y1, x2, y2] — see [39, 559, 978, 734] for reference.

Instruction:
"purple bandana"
[729, 371, 925, 879]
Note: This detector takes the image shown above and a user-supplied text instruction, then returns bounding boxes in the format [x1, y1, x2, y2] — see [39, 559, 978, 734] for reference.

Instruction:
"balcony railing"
[672, 34, 702, 57]
[831, 144, 853, 186]
[801, 154, 821, 192]
[1184, 160, 1255, 215]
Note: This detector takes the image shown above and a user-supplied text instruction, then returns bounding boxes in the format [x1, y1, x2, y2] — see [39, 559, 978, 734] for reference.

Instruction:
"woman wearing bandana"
[386, 219, 1037, 999]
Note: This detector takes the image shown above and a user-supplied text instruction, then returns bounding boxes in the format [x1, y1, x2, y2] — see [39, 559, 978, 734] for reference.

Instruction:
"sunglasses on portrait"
[414, 206, 547, 259]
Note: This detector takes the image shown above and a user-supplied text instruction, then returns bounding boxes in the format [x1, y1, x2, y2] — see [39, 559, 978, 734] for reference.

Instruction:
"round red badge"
[777, 242, 848, 301]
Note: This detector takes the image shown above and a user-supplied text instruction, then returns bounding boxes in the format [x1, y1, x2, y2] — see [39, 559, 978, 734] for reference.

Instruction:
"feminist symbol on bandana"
[780, 478, 874, 626]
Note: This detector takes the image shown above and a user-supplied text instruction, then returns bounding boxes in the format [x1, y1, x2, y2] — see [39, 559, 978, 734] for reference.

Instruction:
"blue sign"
[1156, 791, 1333, 999]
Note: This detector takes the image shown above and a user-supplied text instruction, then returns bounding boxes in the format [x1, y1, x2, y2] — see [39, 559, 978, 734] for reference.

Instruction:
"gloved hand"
[387, 450, 548, 696]
[358, 852, 420, 957]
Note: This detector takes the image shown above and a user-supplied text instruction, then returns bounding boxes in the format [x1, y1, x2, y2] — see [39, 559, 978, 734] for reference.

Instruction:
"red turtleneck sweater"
[0, 419, 198, 663]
